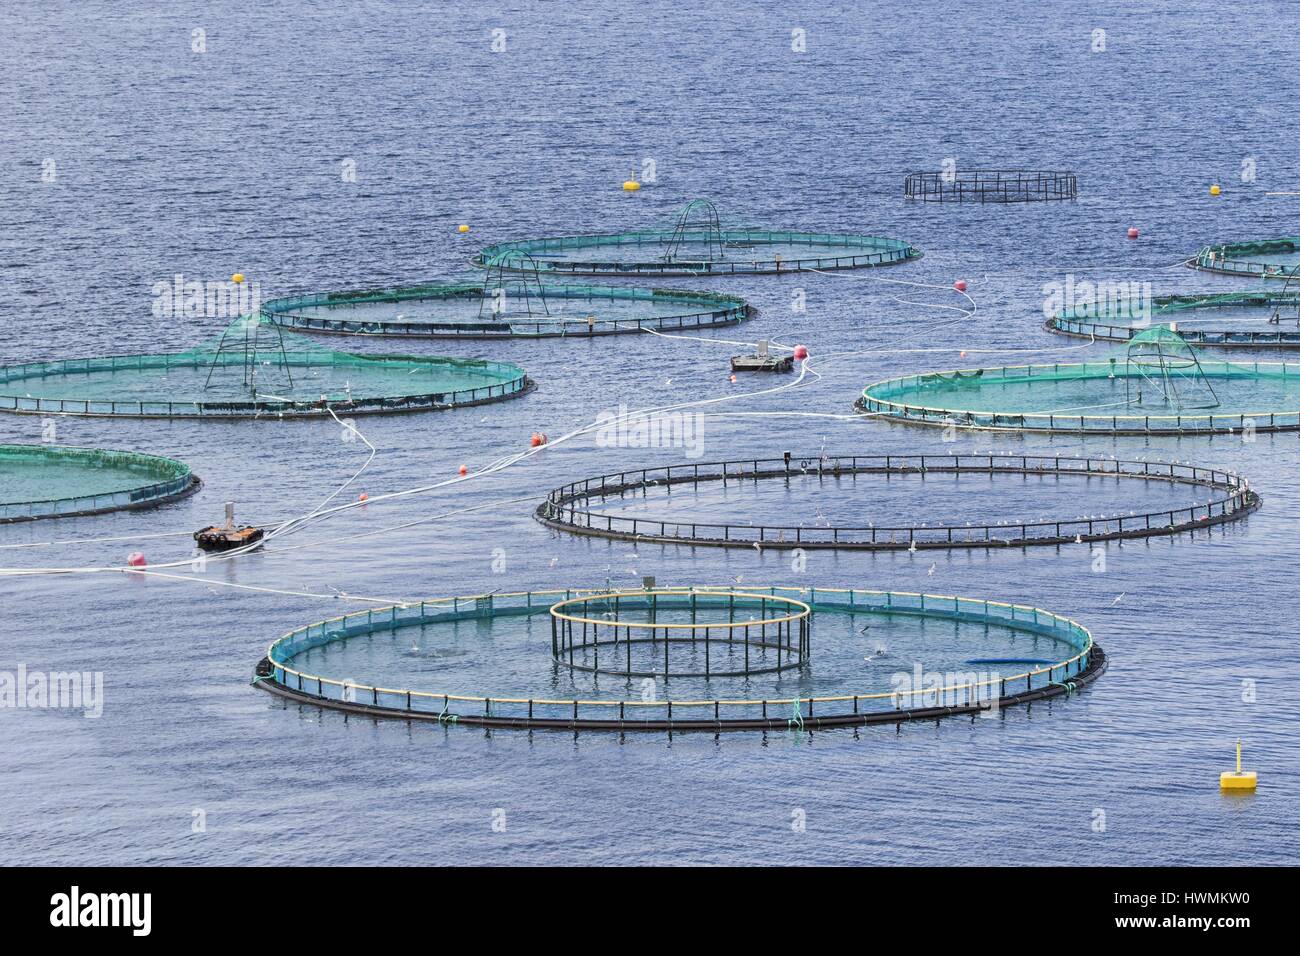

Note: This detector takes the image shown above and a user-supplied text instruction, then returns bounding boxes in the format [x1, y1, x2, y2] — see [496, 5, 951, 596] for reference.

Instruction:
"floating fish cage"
[549, 590, 811, 679]
[535, 453, 1258, 550]
[1048, 290, 1300, 348]
[858, 328, 1300, 435]
[1190, 238, 1300, 279]
[0, 316, 531, 419]
[472, 199, 922, 277]
[904, 169, 1078, 203]
[260, 269, 751, 340]
[253, 586, 1103, 732]
[0, 444, 199, 523]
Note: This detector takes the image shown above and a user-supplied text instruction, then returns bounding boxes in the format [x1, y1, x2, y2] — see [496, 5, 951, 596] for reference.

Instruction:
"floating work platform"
[731, 341, 793, 372]
[194, 503, 264, 552]
[195, 525, 264, 552]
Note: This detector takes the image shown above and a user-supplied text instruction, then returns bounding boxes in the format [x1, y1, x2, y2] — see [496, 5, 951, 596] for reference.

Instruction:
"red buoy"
[458, 464, 468, 476]
[1127, 227, 1140, 239]
[793, 345, 809, 360]
[530, 433, 541, 447]
[127, 552, 147, 567]
[953, 279, 968, 292]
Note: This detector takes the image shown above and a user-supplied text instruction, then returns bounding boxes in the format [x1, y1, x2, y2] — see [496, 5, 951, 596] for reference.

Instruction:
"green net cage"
[0, 315, 532, 419]
[1049, 287, 1300, 348]
[0, 444, 198, 522]
[1190, 237, 1300, 279]
[471, 199, 922, 277]
[858, 329, 1300, 434]
[260, 262, 751, 339]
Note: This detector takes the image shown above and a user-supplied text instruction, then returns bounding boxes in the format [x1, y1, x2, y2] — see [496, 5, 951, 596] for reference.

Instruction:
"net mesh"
[0, 315, 529, 418]
[471, 199, 921, 276]
[1193, 237, 1300, 277]
[260, 278, 748, 338]
[860, 341, 1300, 433]
[0, 444, 194, 521]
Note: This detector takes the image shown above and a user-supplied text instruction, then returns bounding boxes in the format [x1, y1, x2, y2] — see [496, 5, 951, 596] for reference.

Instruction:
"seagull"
[927, 563, 937, 575]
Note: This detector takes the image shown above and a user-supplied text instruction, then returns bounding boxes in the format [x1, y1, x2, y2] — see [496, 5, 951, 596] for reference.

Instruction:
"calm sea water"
[3, 0, 1299, 866]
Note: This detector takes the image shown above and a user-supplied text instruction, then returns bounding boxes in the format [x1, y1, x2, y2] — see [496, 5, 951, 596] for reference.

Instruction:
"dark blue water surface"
[3, 1, 1299, 866]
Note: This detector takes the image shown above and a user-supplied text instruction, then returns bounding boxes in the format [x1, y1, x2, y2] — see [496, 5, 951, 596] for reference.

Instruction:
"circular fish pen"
[260, 272, 751, 340]
[1048, 290, 1300, 348]
[1190, 238, 1300, 279]
[858, 328, 1300, 435]
[253, 586, 1103, 732]
[472, 199, 921, 277]
[536, 453, 1258, 550]
[0, 316, 531, 419]
[904, 169, 1077, 203]
[0, 444, 199, 523]
[549, 590, 811, 678]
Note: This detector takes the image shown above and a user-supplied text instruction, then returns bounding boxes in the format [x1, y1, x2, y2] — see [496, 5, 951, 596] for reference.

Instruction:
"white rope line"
[0, 358, 821, 583]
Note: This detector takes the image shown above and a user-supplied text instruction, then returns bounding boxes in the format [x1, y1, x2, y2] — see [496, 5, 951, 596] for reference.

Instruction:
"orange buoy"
[729, 374, 737, 383]
[1127, 227, 1140, 239]
[358, 492, 368, 502]
[458, 465, 468, 476]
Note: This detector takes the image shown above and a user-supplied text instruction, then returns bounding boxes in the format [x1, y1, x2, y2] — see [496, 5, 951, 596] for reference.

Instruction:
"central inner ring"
[548, 589, 812, 680]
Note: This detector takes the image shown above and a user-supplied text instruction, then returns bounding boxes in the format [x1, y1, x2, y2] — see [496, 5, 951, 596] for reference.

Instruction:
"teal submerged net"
[472, 199, 922, 277]
[859, 332, 1300, 434]
[259, 277, 749, 338]
[0, 444, 196, 522]
[1191, 237, 1300, 278]
[0, 315, 530, 418]
[1050, 289, 1300, 346]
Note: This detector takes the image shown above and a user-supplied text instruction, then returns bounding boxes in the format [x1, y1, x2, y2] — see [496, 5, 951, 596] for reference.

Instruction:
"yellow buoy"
[623, 179, 641, 192]
[458, 224, 470, 234]
[1210, 184, 1221, 196]
[231, 272, 245, 284]
[1220, 738, 1256, 791]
